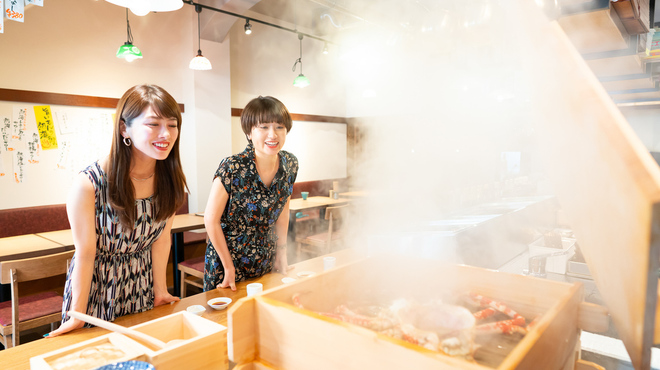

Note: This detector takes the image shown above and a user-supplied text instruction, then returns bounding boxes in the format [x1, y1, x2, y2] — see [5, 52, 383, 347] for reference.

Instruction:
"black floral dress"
[203, 142, 298, 290]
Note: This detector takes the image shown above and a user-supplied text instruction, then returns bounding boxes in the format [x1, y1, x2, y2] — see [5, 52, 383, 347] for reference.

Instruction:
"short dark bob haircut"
[240, 96, 292, 135]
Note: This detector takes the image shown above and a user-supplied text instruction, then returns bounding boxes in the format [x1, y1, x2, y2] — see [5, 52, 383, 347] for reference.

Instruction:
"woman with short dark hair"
[203, 96, 298, 291]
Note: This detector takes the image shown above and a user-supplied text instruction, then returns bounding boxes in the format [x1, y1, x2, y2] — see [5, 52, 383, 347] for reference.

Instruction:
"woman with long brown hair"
[48, 84, 187, 336]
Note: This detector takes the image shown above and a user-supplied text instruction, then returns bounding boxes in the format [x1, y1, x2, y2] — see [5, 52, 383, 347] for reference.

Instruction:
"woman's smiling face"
[249, 121, 287, 157]
[124, 105, 179, 161]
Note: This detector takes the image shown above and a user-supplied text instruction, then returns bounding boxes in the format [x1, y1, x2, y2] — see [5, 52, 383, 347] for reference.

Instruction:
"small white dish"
[208, 297, 232, 310]
[281, 277, 297, 284]
[296, 271, 315, 278]
[186, 304, 205, 316]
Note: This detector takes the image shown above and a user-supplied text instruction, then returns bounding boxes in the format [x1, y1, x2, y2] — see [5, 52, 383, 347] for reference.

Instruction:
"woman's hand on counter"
[46, 317, 85, 338]
[217, 268, 237, 291]
[154, 292, 180, 307]
[273, 249, 290, 274]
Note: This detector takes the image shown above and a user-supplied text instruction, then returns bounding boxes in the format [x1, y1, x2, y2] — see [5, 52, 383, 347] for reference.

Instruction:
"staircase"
[557, 0, 659, 106]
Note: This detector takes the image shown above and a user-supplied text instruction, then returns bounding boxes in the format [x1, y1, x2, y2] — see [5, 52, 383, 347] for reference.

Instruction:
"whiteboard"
[0, 102, 115, 209]
[230, 117, 347, 182]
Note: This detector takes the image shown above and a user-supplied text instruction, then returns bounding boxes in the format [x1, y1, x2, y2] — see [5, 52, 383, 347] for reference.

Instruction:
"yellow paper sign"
[34, 105, 58, 150]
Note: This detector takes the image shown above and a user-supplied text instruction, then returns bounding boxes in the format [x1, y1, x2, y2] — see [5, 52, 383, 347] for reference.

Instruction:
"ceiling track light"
[244, 19, 252, 35]
[292, 33, 310, 88]
[189, 4, 212, 70]
[116, 8, 143, 62]
[323, 42, 328, 55]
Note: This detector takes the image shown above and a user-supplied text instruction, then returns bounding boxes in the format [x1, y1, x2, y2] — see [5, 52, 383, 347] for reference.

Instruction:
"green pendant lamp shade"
[293, 74, 310, 88]
[117, 9, 142, 62]
[116, 42, 143, 62]
[292, 33, 309, 88]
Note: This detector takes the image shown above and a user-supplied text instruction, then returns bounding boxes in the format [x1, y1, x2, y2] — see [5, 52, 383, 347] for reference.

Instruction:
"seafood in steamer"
[291, 291, 535, 361]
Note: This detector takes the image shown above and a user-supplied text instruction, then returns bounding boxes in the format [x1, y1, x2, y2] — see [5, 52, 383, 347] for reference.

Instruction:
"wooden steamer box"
[30, 311, 227, 370]
[228, 256, 606, 370]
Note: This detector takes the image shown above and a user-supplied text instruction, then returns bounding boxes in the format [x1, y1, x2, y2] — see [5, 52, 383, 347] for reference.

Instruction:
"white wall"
[231, 118, 347, 182]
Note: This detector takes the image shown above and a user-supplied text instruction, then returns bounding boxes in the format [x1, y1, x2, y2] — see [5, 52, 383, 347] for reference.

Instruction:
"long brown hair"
[108, 84, 188, 229]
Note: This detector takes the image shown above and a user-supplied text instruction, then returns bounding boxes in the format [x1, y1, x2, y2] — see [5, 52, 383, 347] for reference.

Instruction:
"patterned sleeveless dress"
[61, 162, 167, 324]
[203, 142, 298, 290]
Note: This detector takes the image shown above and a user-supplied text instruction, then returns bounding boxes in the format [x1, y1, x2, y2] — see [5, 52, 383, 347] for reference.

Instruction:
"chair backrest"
[325, 205, 349, 221]
[325, 205, 349, 241]
[0, 250, 74, 284]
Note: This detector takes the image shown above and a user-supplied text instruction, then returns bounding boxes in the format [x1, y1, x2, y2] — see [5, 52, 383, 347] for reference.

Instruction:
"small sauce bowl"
[186, 304, 206, 316]
[208, 297, 232, 310]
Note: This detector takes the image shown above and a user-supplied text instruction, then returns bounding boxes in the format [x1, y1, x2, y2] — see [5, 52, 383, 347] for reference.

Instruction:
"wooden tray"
[30, 311, 227, 370]
[228, 255, 607, 370]
[29, 333, 148, 370]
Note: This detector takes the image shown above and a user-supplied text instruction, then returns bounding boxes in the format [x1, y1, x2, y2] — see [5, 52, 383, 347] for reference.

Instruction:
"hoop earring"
[123, 137, 132, 146]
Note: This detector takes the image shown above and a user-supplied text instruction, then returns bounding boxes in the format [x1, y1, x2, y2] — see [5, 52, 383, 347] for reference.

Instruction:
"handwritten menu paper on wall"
[12, 106, 26, 143]
[13, 150, 24, 183]
[25, 0, 44, 6]
[34, 105, 58, 150]
[27, 131, 40, 163]
[4, 0, 24, 23]
[1, 117, 11, 152]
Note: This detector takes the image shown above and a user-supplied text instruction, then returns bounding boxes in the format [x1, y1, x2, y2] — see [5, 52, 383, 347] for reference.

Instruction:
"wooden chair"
[178, 256, 205, 298]
[296, 205, 349, 260]
[0, 250, 74, 348]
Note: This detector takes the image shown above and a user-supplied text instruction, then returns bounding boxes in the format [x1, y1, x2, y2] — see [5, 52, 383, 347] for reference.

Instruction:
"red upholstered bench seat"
[179, 255, 205, 272]
[0, 291, 62, 325]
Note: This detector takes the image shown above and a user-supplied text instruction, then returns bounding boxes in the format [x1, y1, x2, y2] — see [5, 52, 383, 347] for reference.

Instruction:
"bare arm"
[203, 178, 236, 290]
[48, 173, 97, 337]
[152, 215, 179, 306]
[273, 197, 291, 273]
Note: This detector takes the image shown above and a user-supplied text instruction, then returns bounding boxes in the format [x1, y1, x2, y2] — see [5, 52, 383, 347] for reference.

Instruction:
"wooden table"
[0, 248, 365, 370]
[170, 213, 206, 298]
[0, 235, 69, 302]
[0, 235, 69, 262]
[289, 196, 349, 212]
[35, 230, 74, 248]
[288, 196, 349, 242]
[337, 191, 367, 199]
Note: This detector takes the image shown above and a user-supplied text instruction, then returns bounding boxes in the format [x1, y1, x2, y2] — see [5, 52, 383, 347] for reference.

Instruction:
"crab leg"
[476, 319, 528, 335]
[473, 307, 497, 320]
[468, 292, 525, 326]
[332, 305, 396, 331]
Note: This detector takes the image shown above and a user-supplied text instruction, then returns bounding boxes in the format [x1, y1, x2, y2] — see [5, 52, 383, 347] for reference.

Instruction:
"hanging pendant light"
[116, 9, 143, 62]
[105, 0, 184, 16]
[292, 33, 310, 88]
[189, 5, 212, 70]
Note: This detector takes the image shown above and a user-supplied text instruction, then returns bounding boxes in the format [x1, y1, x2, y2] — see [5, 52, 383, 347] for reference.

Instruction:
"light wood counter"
[0, 248, 365, 370]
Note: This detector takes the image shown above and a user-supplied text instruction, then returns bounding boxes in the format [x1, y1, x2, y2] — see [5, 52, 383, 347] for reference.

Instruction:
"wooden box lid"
[513, 1, 660, 368]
